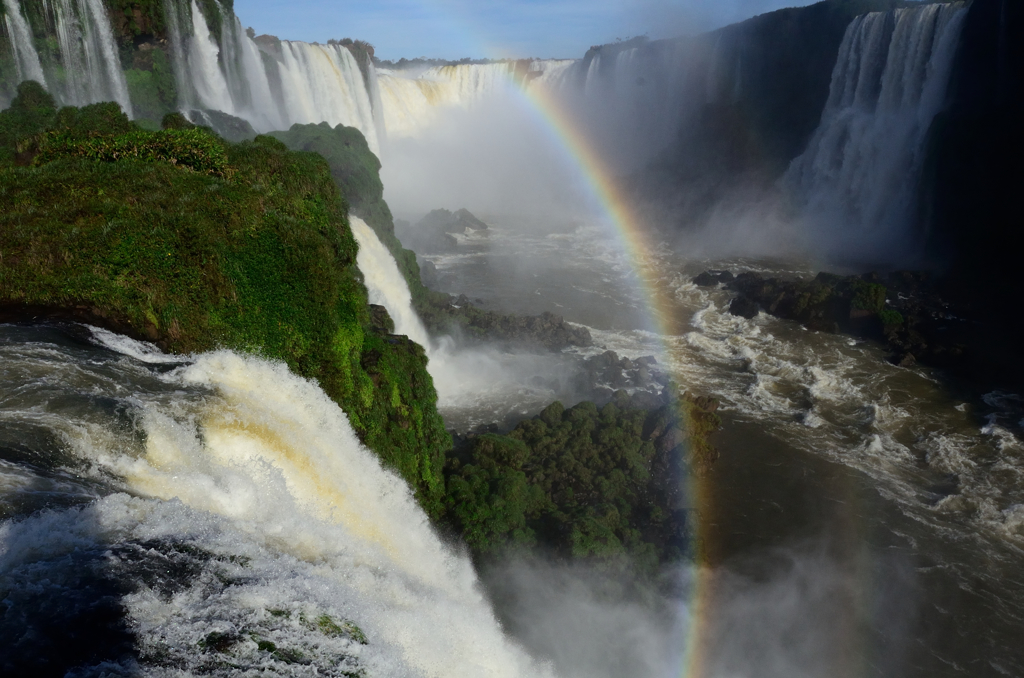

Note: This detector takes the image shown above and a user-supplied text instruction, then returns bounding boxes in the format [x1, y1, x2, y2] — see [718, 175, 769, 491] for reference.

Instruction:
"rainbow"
[518, 73, 715, 678]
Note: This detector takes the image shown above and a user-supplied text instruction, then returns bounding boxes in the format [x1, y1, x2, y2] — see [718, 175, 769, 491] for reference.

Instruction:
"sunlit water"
[420, 216, 1024, 677]
[2, 216, 1022, 676]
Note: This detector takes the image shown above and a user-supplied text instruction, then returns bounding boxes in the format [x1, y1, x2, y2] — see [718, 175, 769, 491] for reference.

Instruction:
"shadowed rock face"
[922, 0, 1024, 328]
[396, 208, 489, 254]
[698, 266, 1024, 392]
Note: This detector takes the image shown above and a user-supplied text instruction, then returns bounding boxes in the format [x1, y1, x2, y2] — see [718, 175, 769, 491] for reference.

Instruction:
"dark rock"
[729, 295, 759, 318]
[397, 208, 489, 253]
[895, 352, 917, 367]
[368, 304, 395, 335]
[693, 269, 735, 287]
[184, 109, 257, 142]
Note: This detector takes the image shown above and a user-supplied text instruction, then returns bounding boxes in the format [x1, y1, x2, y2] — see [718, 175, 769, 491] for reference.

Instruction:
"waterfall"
[376, 63, 516, 139]
[0, 329, 556, 676]
[350, 215, 432, 350]
[786, 3, 968, 256]
[2, 0, 46, 88]
[185, 0, 233, 115]
[529, 40, 705, 171]
[270, 40, 381, 154]
[40, 0, 132, 114]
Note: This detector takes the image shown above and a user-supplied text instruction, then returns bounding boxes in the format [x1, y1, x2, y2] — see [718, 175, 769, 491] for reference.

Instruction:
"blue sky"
[236, 0, 816, 61]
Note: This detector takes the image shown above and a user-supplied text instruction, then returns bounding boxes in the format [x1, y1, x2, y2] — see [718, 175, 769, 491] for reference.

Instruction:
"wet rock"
[396, 208, 488, 253]
[693, 270, 736, 287]
[729, 295, 760, 319]
[368, 304, 395, 335]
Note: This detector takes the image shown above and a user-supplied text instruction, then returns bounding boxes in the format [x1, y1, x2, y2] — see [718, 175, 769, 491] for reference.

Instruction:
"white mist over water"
[349, 215, 583, 427]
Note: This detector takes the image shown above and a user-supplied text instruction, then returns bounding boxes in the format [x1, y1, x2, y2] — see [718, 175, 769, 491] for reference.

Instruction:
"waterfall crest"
[272, 40, 380, 154]
[0, 331, 556, 676]
[376, 63, 516, 139]
[786, 3, 967, 256]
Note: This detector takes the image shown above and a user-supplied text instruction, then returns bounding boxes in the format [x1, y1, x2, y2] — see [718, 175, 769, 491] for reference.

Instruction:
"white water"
[350, 215, 432, 349]
[273, 40, 380, 154]
[786, 3, 967, 258]
[350, 215, 588, 426]
[44, 0, 133, 114]
[186, 0, 234, 117]
[2, 0, 46, 87]
[376, 63, 517, 139]
[0, 340, 556, 677]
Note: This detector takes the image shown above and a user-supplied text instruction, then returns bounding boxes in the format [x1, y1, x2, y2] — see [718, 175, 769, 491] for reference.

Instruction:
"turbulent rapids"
[0, 327, 553, 676]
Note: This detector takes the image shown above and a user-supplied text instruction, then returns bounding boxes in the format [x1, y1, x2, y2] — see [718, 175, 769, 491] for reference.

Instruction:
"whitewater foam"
[0, 346, 556, 677]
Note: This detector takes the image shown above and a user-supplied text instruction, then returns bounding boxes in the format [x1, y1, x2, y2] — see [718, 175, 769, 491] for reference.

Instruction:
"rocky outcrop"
[697, 268, 1024, 388]
[418, 293, 592, 351]
[396, 208, 488, 253]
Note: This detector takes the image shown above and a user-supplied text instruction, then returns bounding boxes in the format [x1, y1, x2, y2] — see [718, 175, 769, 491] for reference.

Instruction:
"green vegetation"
[851, 280, 887, 313]
[0, 82, 449, 513]
[33, 127, 229, 175]
[269, 122, 443, 309]
[442, 392, 720, 571]
[123, 47, 178, 122]
[878, 307, 904, 329]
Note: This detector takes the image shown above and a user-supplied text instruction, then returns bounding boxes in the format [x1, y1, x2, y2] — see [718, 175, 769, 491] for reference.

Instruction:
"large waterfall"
[0, 0, 132, 112]
[0, 328, 556, 676]
[786, 3, 967, 257]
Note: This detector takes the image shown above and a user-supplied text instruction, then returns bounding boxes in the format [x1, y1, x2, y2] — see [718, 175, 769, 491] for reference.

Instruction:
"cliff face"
[922, 0, 1024, 324]
[621, 0, 908, 227]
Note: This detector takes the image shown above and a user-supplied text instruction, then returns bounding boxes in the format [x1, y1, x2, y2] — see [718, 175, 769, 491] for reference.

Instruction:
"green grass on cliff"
[0, 82, 449, 513]
[268, 122, 444, 308]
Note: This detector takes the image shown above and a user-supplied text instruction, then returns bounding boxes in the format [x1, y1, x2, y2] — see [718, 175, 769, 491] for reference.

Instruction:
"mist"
[482, 541, 917, 678]
[380, 85, 595, 223]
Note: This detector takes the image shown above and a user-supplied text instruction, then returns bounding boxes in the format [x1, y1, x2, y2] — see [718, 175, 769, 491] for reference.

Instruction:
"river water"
[420, 216, 1024, 678]
[1, 214, 1022, 677]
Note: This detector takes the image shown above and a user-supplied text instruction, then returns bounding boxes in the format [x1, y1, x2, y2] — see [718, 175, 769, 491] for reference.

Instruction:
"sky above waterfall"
[237, 0, 816, 60]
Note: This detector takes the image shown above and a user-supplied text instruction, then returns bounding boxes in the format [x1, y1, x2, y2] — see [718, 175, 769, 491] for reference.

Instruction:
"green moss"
[851, 281, 887, 313]
[0, 97, 450, 512]
[34, 127, 230, 176]
[878, 307, 904, 328]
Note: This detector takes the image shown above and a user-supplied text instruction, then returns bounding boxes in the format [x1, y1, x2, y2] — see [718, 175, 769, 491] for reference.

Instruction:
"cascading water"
[2, 0, 46, 88]
[350, 215, 432, 349]
[0, 326, 557, 677]
[41, 0, 133, 114]
[786, 3, 967, 259]
[185, 0, 234, 116]
[271, 40, 380, 154]
[376, 63, 516, 139]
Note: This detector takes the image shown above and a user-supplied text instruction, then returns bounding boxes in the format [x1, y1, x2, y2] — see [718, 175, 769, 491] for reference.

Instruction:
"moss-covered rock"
[0, 91, 450, 514]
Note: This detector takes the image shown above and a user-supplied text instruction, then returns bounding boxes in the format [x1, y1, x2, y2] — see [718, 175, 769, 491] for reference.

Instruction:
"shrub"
[34, 128, 229, 176]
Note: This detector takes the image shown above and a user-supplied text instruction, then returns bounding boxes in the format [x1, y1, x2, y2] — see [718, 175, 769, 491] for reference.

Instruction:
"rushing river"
[2, 215, 1023, 677]
[420, 216, 1024, 678]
